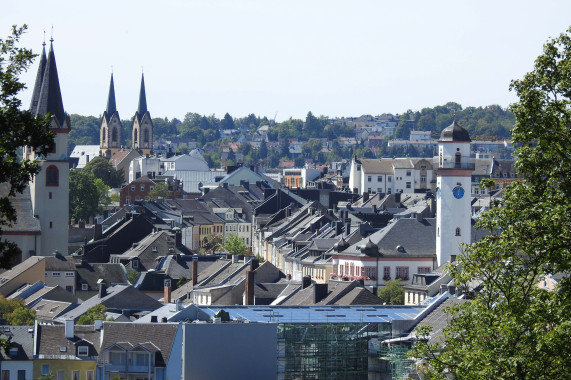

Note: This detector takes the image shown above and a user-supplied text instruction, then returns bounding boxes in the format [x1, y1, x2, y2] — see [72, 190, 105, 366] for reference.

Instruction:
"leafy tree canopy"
[0, 25, 54, 269]
[77, 304, 108, 325]
[146, 181, 168, 201]
[82, 156, 123, 188]
[222, 233, 247, 256]
[0, 296, 35, 325]
[69, 170, 99, 222]
[411, 27, 571, 380]
[377, 280, 404, 305]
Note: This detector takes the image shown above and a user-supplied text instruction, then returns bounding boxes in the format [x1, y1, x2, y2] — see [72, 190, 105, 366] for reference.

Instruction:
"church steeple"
[137, 73, 147, 121]
[35, 40, 66, 128]
[29, 41, 47, 113]
[132, 72, 153, 154]
[105, 73, 117, 121]
[100, 73, 122, 157]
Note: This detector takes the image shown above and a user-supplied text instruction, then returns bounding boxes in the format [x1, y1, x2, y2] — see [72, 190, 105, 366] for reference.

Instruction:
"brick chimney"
[164, 279, 171, 304]
[192, 259, 198, 286]
[245, 271, 255, 305]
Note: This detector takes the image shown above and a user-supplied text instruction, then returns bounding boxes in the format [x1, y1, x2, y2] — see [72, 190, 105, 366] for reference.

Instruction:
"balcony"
[438, 156, 475, 170]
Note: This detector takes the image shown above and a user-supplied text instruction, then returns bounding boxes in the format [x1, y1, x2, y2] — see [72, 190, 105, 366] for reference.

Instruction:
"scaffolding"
[378, 345, 415, 379]
[277, 322, 391, 380]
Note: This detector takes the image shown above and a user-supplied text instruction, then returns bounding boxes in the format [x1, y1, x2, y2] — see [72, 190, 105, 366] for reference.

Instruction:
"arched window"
[143, 129, 149, 143]
[134, 129, 138, 143]
[112, 127, 118, 142]
[46, 165, 59, 186]
[455, 227, 461, 236]
[102, 127, 106, 143]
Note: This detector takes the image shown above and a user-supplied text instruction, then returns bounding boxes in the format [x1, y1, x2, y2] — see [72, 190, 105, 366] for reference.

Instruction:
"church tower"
[436, 121, 472, 267]
[100, 73, 123, 157]
[131, 73, 153, 155]
[27, 39, 70, 256]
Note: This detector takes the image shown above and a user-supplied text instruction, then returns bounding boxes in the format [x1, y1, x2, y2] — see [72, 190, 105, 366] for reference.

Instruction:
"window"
[72, 370, 80, 380]
[57, 370, 64, 380]
[383, 266, 391, 280]
[42, 365, 50, 376]
[132, 259, 139, 269]
[455, 227, 461, 236]
[46, 165, 59, 186]
[112, 128, 118, 142]
[109, 351, 127, 365]
[377, 188, 382, 193]
[377, 176, 382, 182]
[406, 170, 411, 176]
[396, 266, 409, 280]
[149, 186, 154, 191]
[152, 246, 157, 252]
[388, 176, 392, 182]
[140, 185, 145, 191]
[418, 266, 431, 274]
[82, 283, 88, 291]
[49, 221, 53, 228]
[86, 371, 94, 380]
[131, 185, 135, 191]
[367, 176, 372, 182]
[52, 272, 61, 277]
[367, 188, 371, 193]
[9, 347, 18, 356]
[144, 129, 149, 143]
[49, 192, 52, 199]
[66, 286, 73, 293]
[17, 370, 25, 380]
[65, 272, 74, 277]
[78, 346, 89, 356]
[357, 164, 361, 171]
[134, 129, 138, 143]
[421, 165, 427, 170]
[421, 176, 426, 182]
[406, 182, 411, 189]
[2, 370, 9, 380]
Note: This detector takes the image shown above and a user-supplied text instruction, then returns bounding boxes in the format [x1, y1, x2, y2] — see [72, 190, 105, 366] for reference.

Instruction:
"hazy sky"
[4, 1, 571, 122]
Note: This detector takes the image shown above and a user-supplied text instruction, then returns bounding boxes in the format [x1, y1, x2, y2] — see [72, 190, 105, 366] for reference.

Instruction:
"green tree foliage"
[128, 270, 139, 284]
[146, 181, 168, 200]
[411, 27, 571, 379]
[0, 25, 54, 269]
[69, 170, 99, 222]
[152, 117, 180, 138]
[177, 276, 189, 287]
[77, 304, 107, 325]
[220, 112, 235, 130]
[377, 280, 404, 305]
[222, 233, 247, 256]
[258, 140, 268, 159]
[68, 114, 100, 153]
[82, 156, 123, 188]
[94, 178, 110, 212]
[0, 296, 35, 325]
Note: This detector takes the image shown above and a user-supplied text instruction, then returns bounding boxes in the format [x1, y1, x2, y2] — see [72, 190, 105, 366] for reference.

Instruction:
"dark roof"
[0, 326, 35, 361]
[104, 73, 117, 122]
[36, 324, 100, 359]
[45, 253, 76, 271]
[29, 42, 47, 112]
[439, 121, 471, 142]
[334, 287, 384, 305]
[35, 41, 66, 127]
[416, 298, 465, 344]
[254, 283, 290, 305]
[75, 262, 128, 292]
[135, 73, 148, 122]
[99, 322, 178, 367]
[32, 299, 74, 321]
[25, 285, 79, 305]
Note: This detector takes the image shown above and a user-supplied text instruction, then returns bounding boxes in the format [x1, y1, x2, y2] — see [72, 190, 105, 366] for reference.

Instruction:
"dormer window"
[78, 346, 89, 356]
[8, 347, 18, 357]
[132, 259, 139, 269]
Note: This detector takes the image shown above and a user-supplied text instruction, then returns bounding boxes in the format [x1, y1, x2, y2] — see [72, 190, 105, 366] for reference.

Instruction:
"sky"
[4, 1, 571, 122]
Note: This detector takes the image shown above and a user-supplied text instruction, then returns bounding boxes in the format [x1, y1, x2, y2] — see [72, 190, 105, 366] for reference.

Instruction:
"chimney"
[245, 270, 255, 305]
[335, 221, 342, 236]
[440, 284, 448, 295]
[222, 182, 228, 189]
[164, 279, 172, 304]
[93, 224, 103, 241]
[250, 258, 259, 271]
[150, 315, 158, 323]
[65, 320, 74, 339]
[192, 259, 198, 286]
[373, 204, 377, 214]
[362, 192, 369, 202]
[98, 283, 107, 298]
[174, 230, 182, 246]
[344, 221, 351, 237]
[302, 275, 312, 289]
[313, 283, 328, 304]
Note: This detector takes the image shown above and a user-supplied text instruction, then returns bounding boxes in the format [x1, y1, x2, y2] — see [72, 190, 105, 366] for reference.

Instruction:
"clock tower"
[436, 121, 473, 266]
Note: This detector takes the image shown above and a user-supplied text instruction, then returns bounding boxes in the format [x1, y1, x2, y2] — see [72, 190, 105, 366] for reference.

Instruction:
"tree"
[8, 306, 35, 325]
[128, 270, 139, 285]
[82, 157, 123, 188]
[0, 25, 54, 269]
[69, 170, 99, 222]
[221, 233, 247, 256]
[411, 28, 571, 379]
[147, 181, 168, 200]
[220, 112, 235, 130]
[77, 304, 107, 325]
[377, 280, 404, 305]
[199, 234, 223, 255]
[94, 178, 110, 212]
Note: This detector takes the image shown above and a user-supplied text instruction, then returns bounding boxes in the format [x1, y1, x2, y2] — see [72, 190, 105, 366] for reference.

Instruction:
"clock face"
[453, 186, 465, 199]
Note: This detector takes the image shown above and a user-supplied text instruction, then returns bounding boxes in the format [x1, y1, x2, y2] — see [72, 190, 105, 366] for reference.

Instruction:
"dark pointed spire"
[29, 41, 47, 113]
[36, 39, 65, 126]
[137, 73, 147, 121]
[104, 73, 117, 122]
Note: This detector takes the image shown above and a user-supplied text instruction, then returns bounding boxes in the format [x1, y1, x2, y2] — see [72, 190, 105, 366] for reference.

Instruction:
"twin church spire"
[100, 72, 153, 157]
